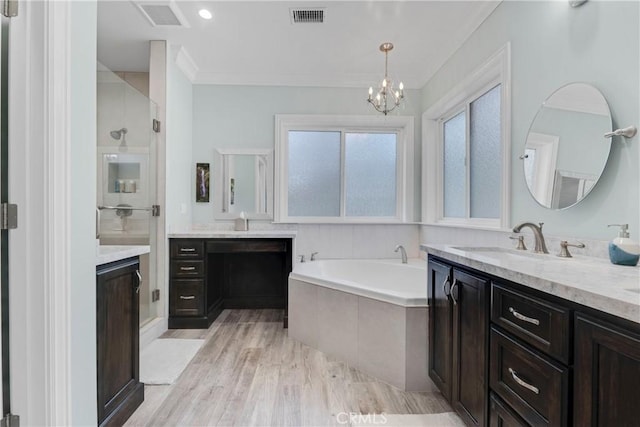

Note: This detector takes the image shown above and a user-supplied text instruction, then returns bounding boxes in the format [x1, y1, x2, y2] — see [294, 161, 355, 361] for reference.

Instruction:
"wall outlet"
[152, 289, 160, 302]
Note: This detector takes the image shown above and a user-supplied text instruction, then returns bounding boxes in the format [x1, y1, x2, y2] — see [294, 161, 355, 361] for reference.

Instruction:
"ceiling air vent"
[290, 8, 325, 24]
[134, 1, 190, 27]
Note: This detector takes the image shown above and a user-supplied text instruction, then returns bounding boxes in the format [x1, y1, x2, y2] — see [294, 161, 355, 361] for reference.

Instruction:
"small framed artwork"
[196, 163, 210, 203]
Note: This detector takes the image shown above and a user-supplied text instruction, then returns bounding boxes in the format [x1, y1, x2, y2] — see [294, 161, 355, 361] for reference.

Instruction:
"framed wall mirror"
[523, 82, 612, 209]
[213, 148, 273, 219]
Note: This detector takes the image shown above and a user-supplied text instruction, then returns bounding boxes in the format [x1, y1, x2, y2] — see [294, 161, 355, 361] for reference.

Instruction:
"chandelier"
[367, 42, 404, 115]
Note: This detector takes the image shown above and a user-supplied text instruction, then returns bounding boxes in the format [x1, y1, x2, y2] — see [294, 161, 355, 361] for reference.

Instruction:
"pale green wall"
[422, 0, 639, 239]
[191, 85, 422, 222]
[166, 47, 193, 229]
[70, 0, 97, 424]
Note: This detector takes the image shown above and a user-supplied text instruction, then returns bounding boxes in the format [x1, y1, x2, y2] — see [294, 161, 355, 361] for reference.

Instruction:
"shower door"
[97, 67, 160, 326]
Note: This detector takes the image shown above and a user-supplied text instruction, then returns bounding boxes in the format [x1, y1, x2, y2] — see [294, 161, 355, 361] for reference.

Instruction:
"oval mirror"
[523, 83, 612, 209]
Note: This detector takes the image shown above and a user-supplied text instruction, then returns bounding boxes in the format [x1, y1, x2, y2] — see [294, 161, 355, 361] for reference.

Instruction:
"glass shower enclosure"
[96, 64, 160, 327]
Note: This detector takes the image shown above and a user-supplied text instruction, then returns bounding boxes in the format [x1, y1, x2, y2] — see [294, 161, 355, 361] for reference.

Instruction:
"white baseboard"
[140, 316, 168, 350]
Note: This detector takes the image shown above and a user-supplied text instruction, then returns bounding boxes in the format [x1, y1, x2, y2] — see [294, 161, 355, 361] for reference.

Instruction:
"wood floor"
[125, 309, 453, 427]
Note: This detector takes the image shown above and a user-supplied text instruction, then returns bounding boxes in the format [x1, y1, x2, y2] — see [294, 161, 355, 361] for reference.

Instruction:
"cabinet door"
[451, 269, 488, 427]
[97, 259, 144, 426]
[574, 314, 640, 426]
[428, 260, 453, 401]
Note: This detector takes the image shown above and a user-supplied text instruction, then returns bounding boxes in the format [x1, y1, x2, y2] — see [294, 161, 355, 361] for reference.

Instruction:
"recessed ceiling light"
[198, 9, 212, 20]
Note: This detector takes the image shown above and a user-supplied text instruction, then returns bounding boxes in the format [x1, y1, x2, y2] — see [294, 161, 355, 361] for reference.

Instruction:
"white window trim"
[275, 114, 414, 224]
[422, 43, 511, 230]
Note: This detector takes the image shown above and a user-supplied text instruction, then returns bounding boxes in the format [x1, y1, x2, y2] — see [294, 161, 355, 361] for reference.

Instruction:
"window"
[422, 44, 511, 229]
[275, 115, 414, 223]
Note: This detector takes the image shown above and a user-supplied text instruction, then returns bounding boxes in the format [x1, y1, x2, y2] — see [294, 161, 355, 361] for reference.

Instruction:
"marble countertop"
[96, 245, 150, 266]
[168, 227, 297, 239]
[421, 244, 640, 325]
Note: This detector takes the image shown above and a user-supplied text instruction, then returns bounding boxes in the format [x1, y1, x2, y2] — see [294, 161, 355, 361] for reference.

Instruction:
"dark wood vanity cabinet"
[574, 313, 640, 426]
[96, 257, 144, 427]
[428, 255, 640, 427]
[428, 260, 488, 426]
[169, 238, 292, 329]
[428, 260, 453, 400]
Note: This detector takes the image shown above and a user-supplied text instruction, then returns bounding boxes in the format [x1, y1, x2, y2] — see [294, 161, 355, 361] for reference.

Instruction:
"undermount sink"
[451, 246, 552, 260]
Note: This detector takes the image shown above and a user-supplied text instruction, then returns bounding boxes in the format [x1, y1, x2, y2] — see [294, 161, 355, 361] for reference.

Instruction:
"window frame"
[275, 114, 414, 224]
[422, 43, 511, 230]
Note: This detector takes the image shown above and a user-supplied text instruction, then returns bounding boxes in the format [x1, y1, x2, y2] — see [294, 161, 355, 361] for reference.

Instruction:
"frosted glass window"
[345, 133, 397, 216]
[470, 85, 501, 218]
[443, 112, 466, 218]
[288, 131, 341, 216]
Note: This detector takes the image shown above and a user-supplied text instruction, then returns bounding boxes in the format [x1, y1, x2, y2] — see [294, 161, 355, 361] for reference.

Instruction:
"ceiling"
[97, 1, 500, 88]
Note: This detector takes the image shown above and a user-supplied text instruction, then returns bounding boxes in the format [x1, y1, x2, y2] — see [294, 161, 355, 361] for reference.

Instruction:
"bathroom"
[1, 0, 638, 426]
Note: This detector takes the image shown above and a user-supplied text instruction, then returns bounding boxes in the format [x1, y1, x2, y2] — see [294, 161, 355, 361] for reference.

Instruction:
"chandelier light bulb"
[399, 82, 404, 91]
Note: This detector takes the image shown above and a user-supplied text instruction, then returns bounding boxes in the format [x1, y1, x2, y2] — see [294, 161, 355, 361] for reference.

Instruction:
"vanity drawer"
[490, 328, 568, 427]
[491, 283, 571, 363]
[171, 240, 205, 259]
[170, 280, 205, 317]
[489, 393, 529, 427]
[171, 260, 204, 278]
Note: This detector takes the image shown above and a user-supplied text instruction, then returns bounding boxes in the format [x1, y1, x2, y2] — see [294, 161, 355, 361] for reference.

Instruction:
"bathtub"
[288, 258, 436, 392]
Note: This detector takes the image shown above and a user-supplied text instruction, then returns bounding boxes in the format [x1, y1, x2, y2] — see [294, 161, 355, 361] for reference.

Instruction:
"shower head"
[110, 128, 128, 140]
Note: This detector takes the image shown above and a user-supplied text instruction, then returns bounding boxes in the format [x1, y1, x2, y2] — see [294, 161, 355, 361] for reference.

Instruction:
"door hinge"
[1, 203, 17, 230]
[152, 289, 160, 302]
[152, 119, 161, 133]
[1, 0, 18, 17]
[151, 205, 160, 217]
[0, 414, 20, 427]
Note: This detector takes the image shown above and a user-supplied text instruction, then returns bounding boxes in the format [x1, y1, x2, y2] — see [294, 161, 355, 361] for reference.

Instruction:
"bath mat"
[352, 412, 465, 426]
[140, 338, 204, 385]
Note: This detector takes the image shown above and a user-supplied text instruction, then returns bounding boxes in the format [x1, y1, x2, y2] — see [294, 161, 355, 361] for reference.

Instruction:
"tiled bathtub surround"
[176, 222, 421, 260]
[288, 279, 436, 392]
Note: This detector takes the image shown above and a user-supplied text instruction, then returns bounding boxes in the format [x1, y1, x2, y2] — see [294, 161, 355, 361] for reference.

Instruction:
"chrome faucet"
[394, 245, 408, 264]
[512, 222, 549, 254]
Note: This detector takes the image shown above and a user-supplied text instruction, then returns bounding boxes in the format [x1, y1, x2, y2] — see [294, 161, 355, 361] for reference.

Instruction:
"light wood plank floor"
[125, 309, 452, 427]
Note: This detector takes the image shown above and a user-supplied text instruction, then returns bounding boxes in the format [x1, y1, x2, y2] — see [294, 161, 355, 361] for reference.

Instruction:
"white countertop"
[422, 244, 640, 325]
[96, 245, 150, 266]
[168, 228, 297, 239]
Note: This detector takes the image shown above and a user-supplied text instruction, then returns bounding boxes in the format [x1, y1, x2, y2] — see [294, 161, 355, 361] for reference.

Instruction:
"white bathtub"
[288, 258, 436, 392]
[289, 258, 428, 307]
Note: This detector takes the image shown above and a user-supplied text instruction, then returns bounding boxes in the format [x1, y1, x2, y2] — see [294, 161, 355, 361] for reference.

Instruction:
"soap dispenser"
[607, 224, 640, 266]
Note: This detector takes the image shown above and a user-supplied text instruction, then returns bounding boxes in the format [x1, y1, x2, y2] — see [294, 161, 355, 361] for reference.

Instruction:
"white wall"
[165, 46, 193, 230]
[191, 85, 423, 223]
[421, 0, 639, 241]
[70, 1, 98, 424]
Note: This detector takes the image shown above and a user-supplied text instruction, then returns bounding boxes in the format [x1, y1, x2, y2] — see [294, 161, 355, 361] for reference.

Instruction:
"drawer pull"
[508, 368, 539, 395]
[179, 295, 196, 300]
[180, 248, 196, 252]
[509, 307, 540, 326]
[180, 266, 196, 271]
